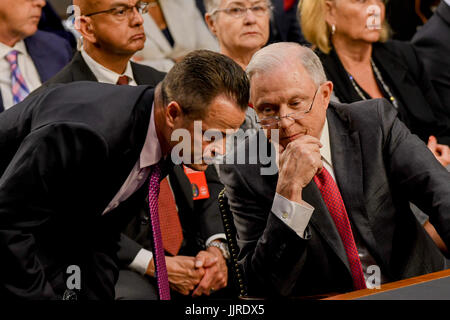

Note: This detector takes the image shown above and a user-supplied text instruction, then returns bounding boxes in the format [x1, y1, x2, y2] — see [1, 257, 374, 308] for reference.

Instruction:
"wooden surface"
[324, 269, 450, 300]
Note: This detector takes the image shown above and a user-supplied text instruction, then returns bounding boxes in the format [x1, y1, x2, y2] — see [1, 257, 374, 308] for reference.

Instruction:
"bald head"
[73, 0, 102, 15]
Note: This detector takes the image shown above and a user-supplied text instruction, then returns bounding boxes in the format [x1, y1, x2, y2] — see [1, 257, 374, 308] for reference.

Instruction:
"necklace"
[347, 59, 399, 109]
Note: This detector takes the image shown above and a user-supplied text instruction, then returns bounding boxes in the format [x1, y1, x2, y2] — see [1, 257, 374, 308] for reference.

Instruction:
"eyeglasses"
[210, 4, 272, 18]
[84, 1, 149, 20]
[257, 86, 320, 129]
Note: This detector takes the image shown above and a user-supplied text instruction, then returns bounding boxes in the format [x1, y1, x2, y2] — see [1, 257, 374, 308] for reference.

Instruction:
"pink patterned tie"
[148, 163, 171, 300]
[313, 168, 367, 290]
[5, 50, 30, 105]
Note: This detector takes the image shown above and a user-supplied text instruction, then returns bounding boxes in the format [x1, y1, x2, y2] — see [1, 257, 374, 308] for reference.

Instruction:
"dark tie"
[313, 168, 366, 290]
[158, 177, 183, 256]
[148, 164, 171, 300]
[116, 75, 129, 85]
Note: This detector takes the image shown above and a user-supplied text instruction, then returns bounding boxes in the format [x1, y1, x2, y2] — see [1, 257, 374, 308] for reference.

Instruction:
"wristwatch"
[207, 241, 230, 261]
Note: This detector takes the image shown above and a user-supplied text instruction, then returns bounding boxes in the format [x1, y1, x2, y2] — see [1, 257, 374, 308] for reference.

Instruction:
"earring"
[331, 24, 336, 35]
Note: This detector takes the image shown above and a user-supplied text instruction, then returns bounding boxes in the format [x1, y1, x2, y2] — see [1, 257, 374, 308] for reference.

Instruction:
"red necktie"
[284, 0, 296, 11]
[117, 75, 129, 85]
[313, 168, 367, 290]
[158, 178, 184, 256]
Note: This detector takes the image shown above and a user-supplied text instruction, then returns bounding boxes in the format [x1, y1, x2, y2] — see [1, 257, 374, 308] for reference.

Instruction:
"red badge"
[183, 165, 210, 200]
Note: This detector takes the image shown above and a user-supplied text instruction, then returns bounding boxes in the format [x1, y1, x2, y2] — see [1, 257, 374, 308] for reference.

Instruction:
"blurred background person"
[205, 0, 271, 69]
[205, 0, 271, 129]
[0, 0, 72, 112]
[133, 0, 219, 72]
[39, 1, 77, 49]
[43, 0, 230, 300]
[412, 0, 450, 118]
[386, 0, 441, 41]
[268, 0, 307, 45]
[46, 0, 165, 87]
[299, 0, 450, 167]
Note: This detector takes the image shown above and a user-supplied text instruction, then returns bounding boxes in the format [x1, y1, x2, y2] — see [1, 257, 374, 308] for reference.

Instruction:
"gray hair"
[204, 0, 273, 17]
[246, 42, 327, 87]
[204, 0, 222, 14]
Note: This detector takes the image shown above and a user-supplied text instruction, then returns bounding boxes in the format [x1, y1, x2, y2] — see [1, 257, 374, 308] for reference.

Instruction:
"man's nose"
[36, 0, 46, 8]
[131, 7, 144, 26]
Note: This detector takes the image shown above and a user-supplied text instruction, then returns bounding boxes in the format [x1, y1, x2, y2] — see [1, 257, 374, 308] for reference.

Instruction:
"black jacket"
[0, 82, 158, 299]
[318, 40, 450, 145]
[220, 99, 450, 297]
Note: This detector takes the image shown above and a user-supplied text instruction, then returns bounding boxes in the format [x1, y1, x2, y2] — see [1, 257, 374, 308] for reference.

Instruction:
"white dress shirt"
[272, 120, 389, 287]
[444, 0, 450, 7]
[81, 49, 137, 86]
[103, 105, 162, 275]
[82, 47, 158, 274]
[0, 41, 42, 110]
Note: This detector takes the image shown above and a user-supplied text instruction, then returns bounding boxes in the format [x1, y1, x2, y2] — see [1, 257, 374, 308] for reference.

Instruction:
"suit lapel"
[70, 52, 98, 82]
[306, 181, 351, 272]
[327, 106, 381, 263]
[0, 92, 3, 112]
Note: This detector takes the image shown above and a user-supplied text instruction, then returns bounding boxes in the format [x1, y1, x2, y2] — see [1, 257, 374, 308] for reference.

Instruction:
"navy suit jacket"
[0, 30, 73, 111]
[268, 0, 308, 45]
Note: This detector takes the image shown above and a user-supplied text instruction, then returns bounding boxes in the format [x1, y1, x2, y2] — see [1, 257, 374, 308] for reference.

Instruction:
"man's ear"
[77, 16, 97, 43]
[165, 101, 184, 129]
[321, 81, 334, 108]
[205, 13, 217, 35]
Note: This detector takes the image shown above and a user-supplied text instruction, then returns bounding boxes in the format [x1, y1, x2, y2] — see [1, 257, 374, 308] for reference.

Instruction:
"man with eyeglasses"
[219, 42, 450, 297]
[0, 50, 249, 300]
[43, 0, 231, 301]
[45, 0, 164, 88]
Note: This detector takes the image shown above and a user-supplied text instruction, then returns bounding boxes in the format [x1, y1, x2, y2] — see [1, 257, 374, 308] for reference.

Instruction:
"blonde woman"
[299, 0, 449, 254]
[299, 0, 450, 167]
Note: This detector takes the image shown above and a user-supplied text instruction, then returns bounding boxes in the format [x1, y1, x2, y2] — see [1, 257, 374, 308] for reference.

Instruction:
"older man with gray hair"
[219, 42, 450, 297]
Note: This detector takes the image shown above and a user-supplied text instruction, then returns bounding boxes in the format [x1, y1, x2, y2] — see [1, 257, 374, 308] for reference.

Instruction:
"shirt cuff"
[205, 233, 227, 247]
[271, 193, 314, 239]
[129, 248, 153, 275]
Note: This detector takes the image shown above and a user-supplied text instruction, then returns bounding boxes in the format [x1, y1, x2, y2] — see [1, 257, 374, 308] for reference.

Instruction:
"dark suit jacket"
[318, 40, 450, 145]
[45, 51, 166, 87]
[0, 30, 72, 111]
[0, 82, 160, 300]
[219, 99, 450, 297]
[268, 0, 308, 45]
[43, 52, 222, 281]
[412, 2, 450, 116]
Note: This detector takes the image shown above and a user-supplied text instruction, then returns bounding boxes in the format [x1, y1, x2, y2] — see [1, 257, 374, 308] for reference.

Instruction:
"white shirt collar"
[80, 48, 135, 85]
[444, 0, 450, 7]
[139, 104, 162, 168]
[320, 118, 333, 168]
[0, 40, 28, 60]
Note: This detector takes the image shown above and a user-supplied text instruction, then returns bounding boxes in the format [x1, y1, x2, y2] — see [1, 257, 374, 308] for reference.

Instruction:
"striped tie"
[5, 50, 30, 105]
